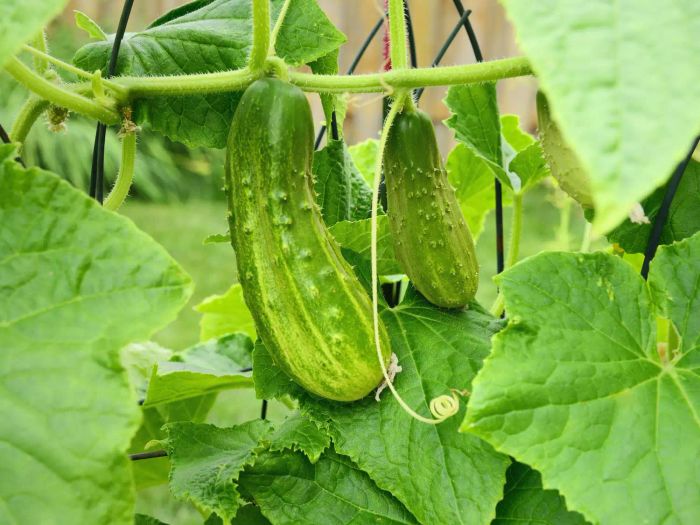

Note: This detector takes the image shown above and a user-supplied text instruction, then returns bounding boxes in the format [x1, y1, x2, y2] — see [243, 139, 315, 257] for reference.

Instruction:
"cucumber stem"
[4, 57, 120, 125]
[388, 0, 408, 71]
[10, 96, 50, 149]
[104, 126, 137, 211]
[249, 0, 271, 72]
[371, 91, 460, 425]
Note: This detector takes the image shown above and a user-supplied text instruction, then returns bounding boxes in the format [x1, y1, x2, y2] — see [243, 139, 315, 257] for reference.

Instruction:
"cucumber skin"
[537, 92, 594, 208]
[384, 108, 479, 309]
[225, 78, 391, 402]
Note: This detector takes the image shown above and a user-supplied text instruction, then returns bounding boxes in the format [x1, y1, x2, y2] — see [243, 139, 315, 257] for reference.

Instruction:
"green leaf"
[272, 0, 346, 67]
[493, 463, 589, 525]
[74, 10, 107, 40]
[313, 139, 373, 225]
[239, 449, 418, 524]
[446, 143, 504, 241]
[649, 233, 700, 349]
[464, 236, 700, 525]
[444, 83, 502, 167]
[208, 505, 271, 525]
[268, 413, 330, 463]
[0, 0, 69, 67]
[165, 420, 273, 521]
[445, 85, 546, 194]
[195, 283, 256, 341]
[607, 159, 700, 253]
[135, 514, 169, 525]
[328, 216, 401, 275]
[145, 333, 254, 407]
[502, 0, 700, 232]
[297, 291, 510, 525]
[203, 232, 230, 245]
[73, 0, 344, 148]
[501, 114, 535, 152]
[348, 138, 379, 185]
[0, 160, 191, 523]
[252, 339, 299, 400]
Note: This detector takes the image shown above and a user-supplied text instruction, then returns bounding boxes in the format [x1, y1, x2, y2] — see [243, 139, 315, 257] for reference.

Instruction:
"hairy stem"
[31, 32, 49, 75]
[104, 130, 137, 211]
[580, 221, 592, 253]
[249, 0, 271, 72]
[4, 57, 120, 125]
[113, 56, 531, 98]
[10, 97, 50, 147]
[21, 44, 127, 98]
[388, 0, 407, 70]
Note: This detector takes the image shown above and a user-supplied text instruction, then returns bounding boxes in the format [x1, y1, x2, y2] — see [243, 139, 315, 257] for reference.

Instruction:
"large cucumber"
[384, 107, 479, 308]
[226, 78, 391, 402]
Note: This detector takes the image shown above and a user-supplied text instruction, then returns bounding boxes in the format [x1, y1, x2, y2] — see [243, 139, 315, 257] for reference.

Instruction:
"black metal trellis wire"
[640, 135, 700, 280]
[0, 123, 26, 167]
[89, 0, 134, 203]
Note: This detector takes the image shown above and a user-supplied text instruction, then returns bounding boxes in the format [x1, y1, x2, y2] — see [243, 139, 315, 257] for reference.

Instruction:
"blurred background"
[0, 2, 597, 523]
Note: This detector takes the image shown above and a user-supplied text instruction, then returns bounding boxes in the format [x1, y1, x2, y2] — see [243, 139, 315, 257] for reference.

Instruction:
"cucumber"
[537, 92, 594, 208]
[225, 78, 391, 402]
[384, 107, 479, 308]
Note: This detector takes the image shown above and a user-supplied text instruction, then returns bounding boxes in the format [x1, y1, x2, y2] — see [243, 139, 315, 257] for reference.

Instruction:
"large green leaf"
[165, 420, 273, 521]
[493, 463, 589, 525]
[254, 289, 509, 525]
[502, 0, 700, 231]
[607, 159, 700, 253]
[0, 151, 192, 524]
[0, 0, 69, 67]
[239, 449, 418, 525]
[73, 0, 345, 148]
[464, 233, 700, 525]
[348, 138, 379, 185]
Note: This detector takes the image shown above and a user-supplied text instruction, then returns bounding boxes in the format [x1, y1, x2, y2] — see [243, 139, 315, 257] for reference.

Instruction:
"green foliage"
[464, 232, 700, 525]
[254, 289, 510, 525]
[268, 413, 330, 463]
[312, 138, 373, 225]
[0, 0, 68, 67]
[194, 283, 256, 342]
[165, 420, 272, 521]
[328, 216, 401, 275]
[493, 463, 588, 525]
[73, 0, 345, 149]
[502, 0, 700, 232]
[348, 137, 379, 185]
[239, 449, 418, 524]
[607, 159, 700, 253]
[0, 150, 191, 523]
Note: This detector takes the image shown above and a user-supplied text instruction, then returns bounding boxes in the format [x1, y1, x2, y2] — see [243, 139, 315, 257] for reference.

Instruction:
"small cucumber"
[226, 78, 391, 402]
[537, 92, 594, 208]
[383, 107, 479, 308]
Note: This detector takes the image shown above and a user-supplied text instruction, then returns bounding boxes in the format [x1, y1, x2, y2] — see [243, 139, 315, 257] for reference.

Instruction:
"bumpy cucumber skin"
[537, 92, 594, 208]
[384, 108, 479, 309]
[225, 78, 391, 402]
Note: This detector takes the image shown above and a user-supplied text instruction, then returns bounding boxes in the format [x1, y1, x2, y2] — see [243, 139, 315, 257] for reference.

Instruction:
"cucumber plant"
[1, 1, 699, 524]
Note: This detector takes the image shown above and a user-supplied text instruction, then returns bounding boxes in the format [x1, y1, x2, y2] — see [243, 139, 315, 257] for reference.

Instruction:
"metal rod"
[640, 136, 700, 279]
[90, 0, 134, 202]
[129, 449, 167, 461]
